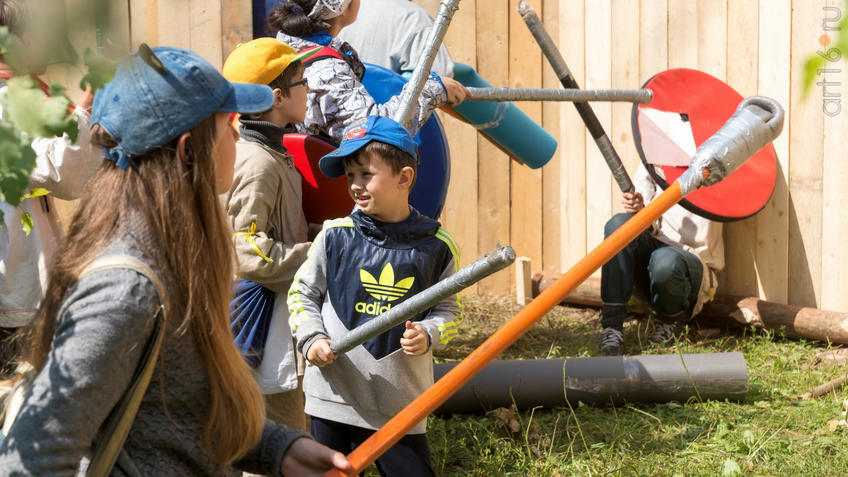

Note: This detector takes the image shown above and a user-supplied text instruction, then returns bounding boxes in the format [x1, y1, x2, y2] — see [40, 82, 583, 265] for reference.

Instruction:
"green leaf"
[3, 76, 78, 142]
[802, 54, 826, 98]
[0, 26, 28, 74]
[20, 212, 33, 236]
[0, 121, 37, 207]
[22, 188, 50, 199]
[79, 48, 117, 92]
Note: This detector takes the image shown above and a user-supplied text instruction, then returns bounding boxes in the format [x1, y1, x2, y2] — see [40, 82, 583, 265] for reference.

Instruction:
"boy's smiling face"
[344, 149, 413, 223]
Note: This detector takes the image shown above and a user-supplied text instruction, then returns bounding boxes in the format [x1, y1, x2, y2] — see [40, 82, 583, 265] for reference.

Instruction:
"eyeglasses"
[288, 78, 309, 89]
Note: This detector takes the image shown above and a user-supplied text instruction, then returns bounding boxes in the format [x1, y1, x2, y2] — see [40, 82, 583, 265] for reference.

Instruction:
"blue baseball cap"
[319, 116, 419, 178]
[92, 45, 274, 170]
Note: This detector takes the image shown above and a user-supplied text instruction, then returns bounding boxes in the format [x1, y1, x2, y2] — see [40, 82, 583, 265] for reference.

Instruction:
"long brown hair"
[21, 115, 264, 466]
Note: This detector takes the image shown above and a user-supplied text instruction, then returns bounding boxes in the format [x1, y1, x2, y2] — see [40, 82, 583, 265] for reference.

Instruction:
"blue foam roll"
[451, 63, 557, 169]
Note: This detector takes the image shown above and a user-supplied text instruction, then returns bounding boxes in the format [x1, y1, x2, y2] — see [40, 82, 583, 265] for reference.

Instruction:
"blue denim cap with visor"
[91, 45, 275, 170]
[318, 115, 419, 178]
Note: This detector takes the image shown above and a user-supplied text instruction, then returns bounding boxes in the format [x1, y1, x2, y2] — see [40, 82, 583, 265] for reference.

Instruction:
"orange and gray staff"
[394, 0, 461, 131]
[324, 95, 785, 476]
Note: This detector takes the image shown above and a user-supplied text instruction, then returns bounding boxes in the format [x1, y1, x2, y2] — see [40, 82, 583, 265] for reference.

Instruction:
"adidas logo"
[360, 263, 414, 302]
[355, 263, 415, 315]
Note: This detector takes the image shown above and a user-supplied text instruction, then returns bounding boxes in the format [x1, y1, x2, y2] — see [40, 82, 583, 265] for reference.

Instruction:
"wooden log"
[532, 273, 848, 344]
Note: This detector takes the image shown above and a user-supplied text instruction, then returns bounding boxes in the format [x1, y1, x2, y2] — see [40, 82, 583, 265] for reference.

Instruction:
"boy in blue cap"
[287, 115, 462, 476]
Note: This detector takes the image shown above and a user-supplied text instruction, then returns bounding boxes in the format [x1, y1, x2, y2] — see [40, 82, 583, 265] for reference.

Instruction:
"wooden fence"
[424, 0, 848, 314]
[55, 0, 848, 312]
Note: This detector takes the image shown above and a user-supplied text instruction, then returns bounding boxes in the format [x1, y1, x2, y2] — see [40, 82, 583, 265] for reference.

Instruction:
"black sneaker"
[600, 327, 624, 356]
[650, 321, 686, 344]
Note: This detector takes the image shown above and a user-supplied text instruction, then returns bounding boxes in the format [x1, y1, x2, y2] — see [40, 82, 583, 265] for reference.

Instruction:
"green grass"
[420, 297, 848, 476]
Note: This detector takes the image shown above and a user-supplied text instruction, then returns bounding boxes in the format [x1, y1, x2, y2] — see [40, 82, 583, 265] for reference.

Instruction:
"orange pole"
[326, 181, 685, 476]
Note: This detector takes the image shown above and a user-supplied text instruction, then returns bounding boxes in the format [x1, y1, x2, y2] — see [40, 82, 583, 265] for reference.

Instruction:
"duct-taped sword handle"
[394, 0, 461, 132]
[465, 87, 653, 103]
[678, 95, 785, 196]
[330, 246, 516, 355]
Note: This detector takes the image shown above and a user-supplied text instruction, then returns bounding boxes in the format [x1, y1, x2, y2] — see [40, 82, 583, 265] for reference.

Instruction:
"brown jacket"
[224, 139, 310, 294]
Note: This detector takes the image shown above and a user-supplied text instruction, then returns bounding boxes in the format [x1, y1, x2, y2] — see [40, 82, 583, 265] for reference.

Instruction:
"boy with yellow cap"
[222, 38, 320, 431]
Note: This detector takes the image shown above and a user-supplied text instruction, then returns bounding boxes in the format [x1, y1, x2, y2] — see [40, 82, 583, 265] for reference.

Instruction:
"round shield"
[631, 68, 777, 221]
[286, 63, 451, 223]
[284, 134, 352, 224]
[361, 62, 451, 220]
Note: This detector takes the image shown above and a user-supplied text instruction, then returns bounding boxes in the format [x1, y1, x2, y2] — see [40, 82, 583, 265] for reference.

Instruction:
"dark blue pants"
[310, 415, 435, 477]
[600, 213, 703, 329]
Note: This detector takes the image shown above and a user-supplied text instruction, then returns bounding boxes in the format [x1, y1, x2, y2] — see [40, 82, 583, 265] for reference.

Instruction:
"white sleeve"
[29, 106, 102, 200]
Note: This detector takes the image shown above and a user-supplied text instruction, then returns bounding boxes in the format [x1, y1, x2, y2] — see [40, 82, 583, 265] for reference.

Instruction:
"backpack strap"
[300, 45, 365, 82]
[79, 255, 167, 477]
[301, 46, 344, 67]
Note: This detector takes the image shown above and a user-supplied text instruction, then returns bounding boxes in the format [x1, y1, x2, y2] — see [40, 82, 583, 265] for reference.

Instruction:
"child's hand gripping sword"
[324, 95, 785, 476]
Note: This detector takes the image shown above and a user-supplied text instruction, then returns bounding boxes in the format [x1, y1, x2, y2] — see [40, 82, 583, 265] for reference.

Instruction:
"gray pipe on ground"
[433, 352, 748, 414]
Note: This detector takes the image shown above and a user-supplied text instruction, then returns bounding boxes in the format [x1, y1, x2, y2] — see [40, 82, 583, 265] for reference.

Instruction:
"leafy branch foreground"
[0, 25, 115, 225]
[411, 297, 848, 476]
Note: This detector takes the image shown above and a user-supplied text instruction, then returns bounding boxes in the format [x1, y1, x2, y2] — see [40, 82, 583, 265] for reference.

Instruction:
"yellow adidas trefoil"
[359, 263, 415, 302]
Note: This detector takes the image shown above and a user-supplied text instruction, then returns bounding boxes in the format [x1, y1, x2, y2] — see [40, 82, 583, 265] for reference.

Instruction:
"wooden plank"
[58, 0, 94, 95]
[156, 0, 190, 49]
[189, 0, 224, 67]
[560, 0, 586, 270]
[667, 0, 697, 68]
[508, 0, 543, 289]
[131, 0, 159, 47]
[541, 0, 561, 275]
[821, 0, 848, 312]
[697, 0, 727, 80]
[515, 257, 532, 305]
[583, 0, 612, 278]
[720, 0, 760, 298]
[107, 0, 132, 52]
[476, 0, 511, 295]
[639, 0, 668, 81]
[610, 0, 639, 216]
[786, 0, 826, 308]
[222, 0, 253, 64]
[755, 0, 791, 304]
[438, 0, 478, 276]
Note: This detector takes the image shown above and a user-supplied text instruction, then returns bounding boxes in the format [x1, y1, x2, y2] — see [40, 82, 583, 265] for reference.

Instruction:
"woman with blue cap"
[0, 45, 352, 476]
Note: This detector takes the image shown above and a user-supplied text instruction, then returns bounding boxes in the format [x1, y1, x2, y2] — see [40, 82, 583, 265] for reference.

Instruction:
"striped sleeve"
[287, 217, 353, 351]
[420, 228, 463, 347]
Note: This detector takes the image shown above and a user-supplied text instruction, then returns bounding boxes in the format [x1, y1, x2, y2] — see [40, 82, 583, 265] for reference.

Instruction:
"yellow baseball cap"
[223, 38, 321, 85]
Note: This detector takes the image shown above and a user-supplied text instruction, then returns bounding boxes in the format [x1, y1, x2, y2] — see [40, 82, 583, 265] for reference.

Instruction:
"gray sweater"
[288, 210, 461, 434]
[0, 219, 307, 476]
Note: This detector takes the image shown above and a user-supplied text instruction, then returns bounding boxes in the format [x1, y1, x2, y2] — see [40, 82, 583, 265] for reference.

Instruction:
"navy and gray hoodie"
[287, 208, 462, 434]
